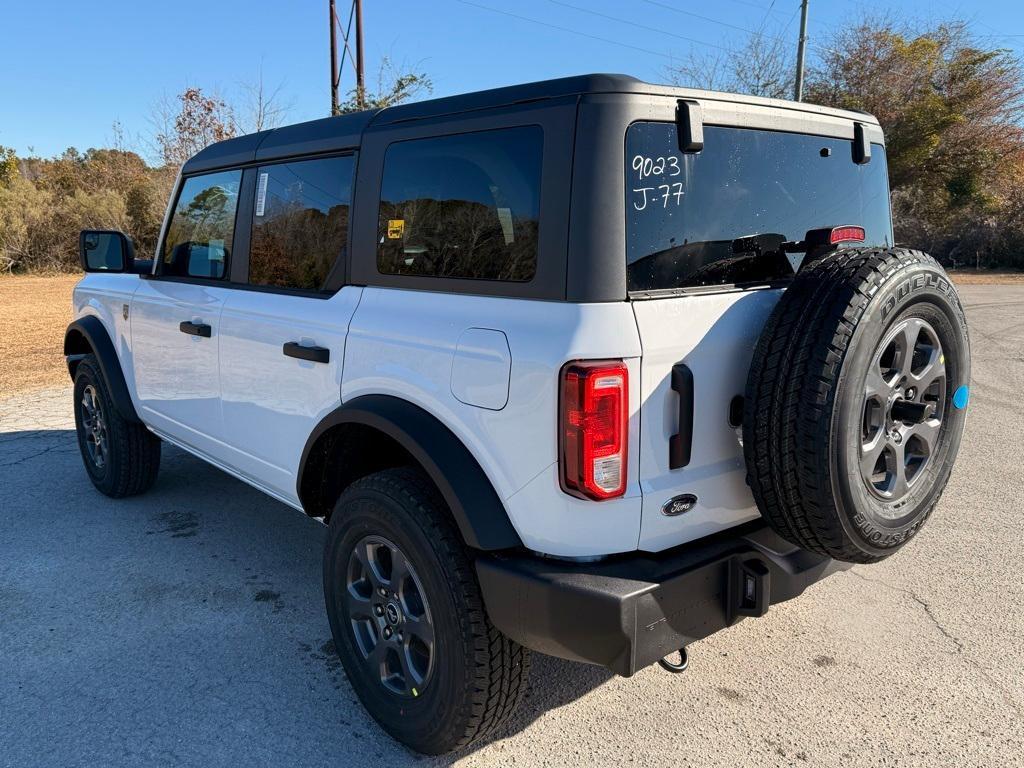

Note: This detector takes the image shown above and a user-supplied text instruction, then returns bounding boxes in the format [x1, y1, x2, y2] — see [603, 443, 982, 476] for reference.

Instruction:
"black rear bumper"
[476, 521, 849, 677]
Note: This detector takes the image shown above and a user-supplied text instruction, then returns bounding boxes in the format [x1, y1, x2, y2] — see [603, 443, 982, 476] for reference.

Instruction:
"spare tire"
[743, 247, 970, 563]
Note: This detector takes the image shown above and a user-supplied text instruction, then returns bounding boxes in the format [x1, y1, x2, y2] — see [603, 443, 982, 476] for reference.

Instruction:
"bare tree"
[666, 32, 793, 98]
[239, 66, 294, 133]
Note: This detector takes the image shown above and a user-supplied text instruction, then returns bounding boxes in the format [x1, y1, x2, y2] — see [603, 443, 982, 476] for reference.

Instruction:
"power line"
[454, 0, 730, 57]
[756, 0, 779, 35]
[545, 0, 734, 50]
[639, 0, 791, 44]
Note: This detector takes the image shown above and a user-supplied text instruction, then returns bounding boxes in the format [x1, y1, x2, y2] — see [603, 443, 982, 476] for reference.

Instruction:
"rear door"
[626, 119, 894, 551]
[217, 154, 359, 504]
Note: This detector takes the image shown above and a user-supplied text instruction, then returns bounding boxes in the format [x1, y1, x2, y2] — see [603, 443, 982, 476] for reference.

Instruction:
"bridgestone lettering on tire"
[743, 248, 970, 563]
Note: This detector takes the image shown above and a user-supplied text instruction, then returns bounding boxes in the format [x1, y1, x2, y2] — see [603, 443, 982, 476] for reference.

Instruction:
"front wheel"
[73, 354, 161, 498]
[323, 467, 530, 755]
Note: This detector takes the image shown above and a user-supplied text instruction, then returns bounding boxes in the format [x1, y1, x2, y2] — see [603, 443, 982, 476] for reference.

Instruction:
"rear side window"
[249, 155, 356, 291]
[376, 126, 543, 282]
[162, 169, 241, 279]
[625, 123, 893, 292]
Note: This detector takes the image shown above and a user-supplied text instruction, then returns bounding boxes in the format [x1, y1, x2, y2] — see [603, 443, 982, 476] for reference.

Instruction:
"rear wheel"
[73, 355, 161, 498]
[743, 247, 970, 563]
[323, 467, 530, 754]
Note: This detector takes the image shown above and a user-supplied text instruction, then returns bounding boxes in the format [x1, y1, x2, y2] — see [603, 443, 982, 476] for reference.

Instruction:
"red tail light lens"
[830, 225, 865, 244]
[559, 361, 628, 500]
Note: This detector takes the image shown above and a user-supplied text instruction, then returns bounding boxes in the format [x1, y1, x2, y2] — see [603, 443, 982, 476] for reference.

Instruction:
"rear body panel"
[633, 290, 781, 551]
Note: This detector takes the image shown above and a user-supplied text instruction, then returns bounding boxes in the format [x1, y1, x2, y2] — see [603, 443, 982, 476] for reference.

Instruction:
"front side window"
[625, 123, 893, 292]
[249, 155, 356, 291]
[377, 126, 543, 282]
[162, 169, 241, 279]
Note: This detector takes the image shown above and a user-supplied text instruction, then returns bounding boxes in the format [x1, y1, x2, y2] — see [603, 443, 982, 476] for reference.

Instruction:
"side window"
[249, 155, 356, 291]
[377, 126, 543, 282]
[162, 169, 241, 279]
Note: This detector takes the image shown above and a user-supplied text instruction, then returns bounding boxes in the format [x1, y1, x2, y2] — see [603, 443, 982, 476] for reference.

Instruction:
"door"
[625, 120, 895, 551]
[132, 169, 243, 457]
[217, 154, 359, 503]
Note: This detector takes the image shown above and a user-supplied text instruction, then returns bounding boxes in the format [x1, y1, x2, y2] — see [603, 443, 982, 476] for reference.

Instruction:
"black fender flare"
[64, 315, 141, 424]
[298, 395, 523, 551]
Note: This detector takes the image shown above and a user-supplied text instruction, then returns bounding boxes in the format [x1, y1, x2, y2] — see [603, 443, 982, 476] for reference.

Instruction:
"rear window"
[249, 154, 355, 292]
[376, 126, 543, 282]
[625, 123, 893, 293]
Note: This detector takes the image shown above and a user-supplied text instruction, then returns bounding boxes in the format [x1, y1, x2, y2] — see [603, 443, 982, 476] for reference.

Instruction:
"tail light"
[559, 360, 628, 500]
[829, 225, 865, 244]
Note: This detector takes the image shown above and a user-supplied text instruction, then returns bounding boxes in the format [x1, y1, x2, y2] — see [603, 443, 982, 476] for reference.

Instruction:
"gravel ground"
[1, 285, 1022, 768]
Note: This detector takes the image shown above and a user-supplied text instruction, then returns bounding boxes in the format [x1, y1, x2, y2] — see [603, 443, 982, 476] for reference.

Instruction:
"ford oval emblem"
[662, 494, 697, 516]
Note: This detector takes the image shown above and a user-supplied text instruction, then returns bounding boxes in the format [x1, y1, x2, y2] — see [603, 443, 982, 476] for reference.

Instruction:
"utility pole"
[354, 0, 366, 110]
[793, 0, 809, 102]
[329, 0, 340, 115]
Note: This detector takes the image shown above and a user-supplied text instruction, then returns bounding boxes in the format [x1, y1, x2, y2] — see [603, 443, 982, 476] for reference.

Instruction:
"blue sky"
[2, 0, 1022, 161]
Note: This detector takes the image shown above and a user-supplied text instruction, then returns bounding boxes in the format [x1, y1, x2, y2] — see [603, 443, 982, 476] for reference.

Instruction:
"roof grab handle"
[853, 122, 872, 165]
[676, 99, 704, 154]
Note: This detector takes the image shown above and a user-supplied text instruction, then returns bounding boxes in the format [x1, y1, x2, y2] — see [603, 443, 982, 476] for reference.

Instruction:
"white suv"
[66, 74, 971, 754]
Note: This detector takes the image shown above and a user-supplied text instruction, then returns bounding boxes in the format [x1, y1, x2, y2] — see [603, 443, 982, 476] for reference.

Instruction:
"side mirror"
[79, 230, 135, 273]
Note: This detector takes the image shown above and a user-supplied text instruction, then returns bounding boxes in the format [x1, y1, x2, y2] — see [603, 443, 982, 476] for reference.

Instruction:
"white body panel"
[632, 290, 782, 551]
[71, 274, 140, 397]
[217, 286, 362, 502]
[342, 287, 643, 557]
[130, 279, 228, 458]
[72, 272, 787, 557]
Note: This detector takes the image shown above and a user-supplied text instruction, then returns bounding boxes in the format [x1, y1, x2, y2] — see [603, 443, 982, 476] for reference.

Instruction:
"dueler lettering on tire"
[880, 271, 958, 321]
[743, 247, 970, 563]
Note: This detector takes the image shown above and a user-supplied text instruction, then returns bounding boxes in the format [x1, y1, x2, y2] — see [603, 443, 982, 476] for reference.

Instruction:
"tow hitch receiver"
[729, 557, 771, 620]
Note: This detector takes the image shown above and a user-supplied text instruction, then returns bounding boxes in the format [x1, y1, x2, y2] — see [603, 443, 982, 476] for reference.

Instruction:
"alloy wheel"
[860, 317, 947, 506]
[345, 535, 435, 697]
[80, 384, 108, 470]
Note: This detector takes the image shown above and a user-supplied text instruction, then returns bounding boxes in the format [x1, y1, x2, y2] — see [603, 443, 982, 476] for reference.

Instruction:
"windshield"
[625, 122, 893, 292]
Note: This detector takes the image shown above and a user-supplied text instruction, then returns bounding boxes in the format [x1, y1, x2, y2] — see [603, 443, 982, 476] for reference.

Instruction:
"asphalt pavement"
[1, 285, 1022, 767]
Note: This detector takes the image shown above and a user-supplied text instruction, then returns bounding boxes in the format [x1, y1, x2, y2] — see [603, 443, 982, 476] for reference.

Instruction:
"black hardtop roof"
[181, 73, 874, 174]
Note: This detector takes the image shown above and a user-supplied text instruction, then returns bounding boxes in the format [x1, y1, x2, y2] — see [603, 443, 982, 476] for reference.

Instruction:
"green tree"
[0, 145, 17, 188]
[337, 57, 432, 114]
[806, 19, 1024, 266]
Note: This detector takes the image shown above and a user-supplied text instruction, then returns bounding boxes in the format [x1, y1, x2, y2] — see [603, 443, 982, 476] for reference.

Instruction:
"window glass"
[625, 123, 893, 292]
[377, 126, 543, 282]
[249, 155, 355, 291]
[162, 169, 241, 279]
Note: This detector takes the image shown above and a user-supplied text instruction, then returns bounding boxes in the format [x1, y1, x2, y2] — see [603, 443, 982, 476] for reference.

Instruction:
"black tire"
[743, 247, 970, 563]
[323, 467, 530, 755]
[73, 354, 161, 497]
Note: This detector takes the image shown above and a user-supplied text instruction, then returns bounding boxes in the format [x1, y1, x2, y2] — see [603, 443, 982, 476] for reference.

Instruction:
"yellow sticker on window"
[387, 219, 405, 239]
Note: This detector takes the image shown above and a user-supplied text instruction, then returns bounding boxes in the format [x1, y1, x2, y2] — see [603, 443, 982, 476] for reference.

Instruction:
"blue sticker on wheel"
[952, 385, 969, 409]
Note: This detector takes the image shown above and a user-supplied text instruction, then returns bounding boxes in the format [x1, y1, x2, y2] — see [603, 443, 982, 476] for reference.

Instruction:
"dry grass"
[947, 269, 1024, 285]
[0, 274, 79, 395]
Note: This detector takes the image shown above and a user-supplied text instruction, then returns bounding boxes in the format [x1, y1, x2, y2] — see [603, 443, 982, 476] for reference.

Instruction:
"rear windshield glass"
[625, 123, 893, 293]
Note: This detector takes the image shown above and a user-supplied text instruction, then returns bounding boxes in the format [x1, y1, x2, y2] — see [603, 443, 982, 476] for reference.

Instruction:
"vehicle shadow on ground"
[1, 429, 613, 767]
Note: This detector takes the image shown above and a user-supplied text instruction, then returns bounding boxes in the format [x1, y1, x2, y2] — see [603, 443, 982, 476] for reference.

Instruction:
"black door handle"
[669, 362, 694, 469]
[179, 321, 212, 338]
[283, 342, 330, 363]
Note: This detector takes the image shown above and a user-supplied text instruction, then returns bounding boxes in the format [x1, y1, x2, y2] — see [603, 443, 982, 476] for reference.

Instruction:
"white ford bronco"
[66, 75, 970, 754]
